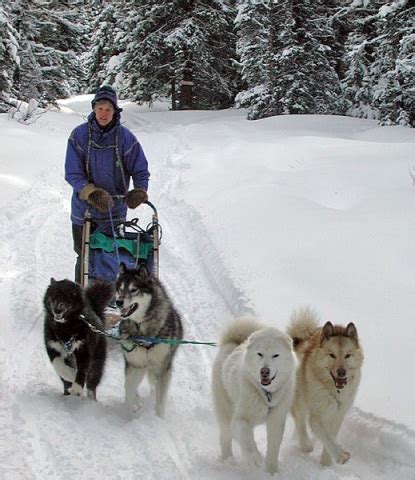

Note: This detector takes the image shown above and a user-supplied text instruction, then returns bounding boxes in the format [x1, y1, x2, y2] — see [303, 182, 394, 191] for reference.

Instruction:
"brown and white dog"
[287, 307, 364, 466]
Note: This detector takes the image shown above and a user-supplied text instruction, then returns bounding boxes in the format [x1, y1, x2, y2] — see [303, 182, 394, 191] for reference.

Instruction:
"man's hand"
[125, 188, 148, 209]
[79, 183, 114, 212]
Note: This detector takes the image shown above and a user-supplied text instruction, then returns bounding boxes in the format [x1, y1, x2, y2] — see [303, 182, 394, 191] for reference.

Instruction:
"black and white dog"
[43, 278, 113, 400]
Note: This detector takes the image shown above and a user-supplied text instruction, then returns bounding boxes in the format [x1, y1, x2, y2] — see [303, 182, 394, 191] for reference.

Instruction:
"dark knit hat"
[91, 85, 122, 111]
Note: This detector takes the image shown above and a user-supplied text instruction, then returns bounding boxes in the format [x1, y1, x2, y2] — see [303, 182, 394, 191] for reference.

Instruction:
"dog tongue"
[261, 378, 271, 386]
[335, 377, 347, 389]
[121, 303, 138, 318]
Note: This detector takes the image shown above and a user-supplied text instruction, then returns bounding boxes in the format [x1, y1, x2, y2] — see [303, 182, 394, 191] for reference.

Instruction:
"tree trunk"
[178, 56, 193, 110]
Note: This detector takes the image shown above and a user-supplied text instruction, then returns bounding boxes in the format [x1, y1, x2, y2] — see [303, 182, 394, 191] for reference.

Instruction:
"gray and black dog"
[43, 278, 113, 400]
[115, 263, 183, 417]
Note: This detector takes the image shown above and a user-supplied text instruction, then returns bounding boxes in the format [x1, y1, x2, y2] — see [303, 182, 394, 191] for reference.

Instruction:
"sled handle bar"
[110, 198, 160, 277]
[81, 201, 160, 286]
[110, 195, 157, 215]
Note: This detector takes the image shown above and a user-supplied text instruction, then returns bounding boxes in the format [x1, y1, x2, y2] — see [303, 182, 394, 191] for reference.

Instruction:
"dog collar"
[262, 388, 273, 403]
[136, 339, 156, 349]
[62, 335, 76, 353]
[121, 338, 156, 352]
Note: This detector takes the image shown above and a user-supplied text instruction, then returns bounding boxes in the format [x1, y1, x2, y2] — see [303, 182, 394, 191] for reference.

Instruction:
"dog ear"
[137, 264, 149, 279]
[346, 322, 358, 341]
[321, 321, 334, 344]
[118, 262, 127, 275]
[50, 277, 56, 284]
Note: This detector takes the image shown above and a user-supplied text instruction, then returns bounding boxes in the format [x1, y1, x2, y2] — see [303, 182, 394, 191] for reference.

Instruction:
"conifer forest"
[1, 0, 414, 126]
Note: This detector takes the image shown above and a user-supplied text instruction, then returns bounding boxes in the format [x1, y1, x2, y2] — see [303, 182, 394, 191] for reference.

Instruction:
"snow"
[350, 0, 370, 8]
[0, 97, 415, 479]
[379, 0, 408, 18]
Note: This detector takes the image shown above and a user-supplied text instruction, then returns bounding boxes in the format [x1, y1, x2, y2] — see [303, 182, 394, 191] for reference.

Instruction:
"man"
[65, 85, 150, 283]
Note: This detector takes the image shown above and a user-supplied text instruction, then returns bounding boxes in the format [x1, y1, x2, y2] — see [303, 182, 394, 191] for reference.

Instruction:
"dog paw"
[265, 459, 279, 475]
[155, 406, 165, 418]
[320, 450, 333, 466]
[335, 450, 351, 464]
[220, 451, 233, 461]
[243, 450, 263, 470]
[127, 399, 143, 413]
[220, 445, 233, 461]
[69, 383, 83, 396]
[130, 404, 142, 413]
[300, 441, 313, 454]
[86, 389, 97, 401]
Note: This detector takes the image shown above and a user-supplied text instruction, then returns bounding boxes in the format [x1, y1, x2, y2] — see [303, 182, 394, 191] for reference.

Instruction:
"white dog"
[212, 318, 296, 475]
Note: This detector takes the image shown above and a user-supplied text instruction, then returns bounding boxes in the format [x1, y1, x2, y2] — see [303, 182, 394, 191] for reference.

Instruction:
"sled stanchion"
[152, 212, 160, 279]
[145, 201, 160, 279]
[81, 200, 160, 286]
[81, 211, 91, 288]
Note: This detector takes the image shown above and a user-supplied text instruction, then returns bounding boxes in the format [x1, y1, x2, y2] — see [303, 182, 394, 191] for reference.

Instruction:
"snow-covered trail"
[0, 111, 250, 479]
[0, 104, 414, 479]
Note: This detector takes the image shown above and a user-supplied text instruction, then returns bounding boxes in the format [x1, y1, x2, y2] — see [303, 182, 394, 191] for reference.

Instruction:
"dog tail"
[287, 306, 319, 350]
[219, 317, 263, 347]
[85, 279, 114, 319]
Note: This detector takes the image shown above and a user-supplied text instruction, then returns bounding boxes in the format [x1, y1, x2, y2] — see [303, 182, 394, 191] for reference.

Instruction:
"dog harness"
[62, 335, 77, 354]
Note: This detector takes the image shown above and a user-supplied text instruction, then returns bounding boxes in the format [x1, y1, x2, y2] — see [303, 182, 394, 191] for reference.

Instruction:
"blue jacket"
[65, 112, 150, 226]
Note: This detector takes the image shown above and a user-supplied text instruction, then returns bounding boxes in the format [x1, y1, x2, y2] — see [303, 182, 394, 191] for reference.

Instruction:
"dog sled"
[77, 199, 217, 349]
[80, 200, 161, 288]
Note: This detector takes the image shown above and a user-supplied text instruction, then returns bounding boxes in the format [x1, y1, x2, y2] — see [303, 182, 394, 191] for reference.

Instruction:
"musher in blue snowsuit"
[65, 85, 150, 283]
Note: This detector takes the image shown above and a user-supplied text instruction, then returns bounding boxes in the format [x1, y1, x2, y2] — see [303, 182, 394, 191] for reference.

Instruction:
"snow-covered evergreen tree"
[0, 0, 412, 127]
[121, 1, 173, 104]
[234, 0, 273, 117]
[85, 1, 129, 93]
[0, 3, 20, 112]
[394, 15, 415, 126]
[191, 0, 238, 109]
[341, 0, 414, 127]
[122, 0, 237, 110]
[316, 0, 346, 77]
[275, 0, 343, 116]
[236, 0, 343, 120]
[11, 0, 86, 106]
[340, 4, 379, 119]
[372, 1, 414, 126]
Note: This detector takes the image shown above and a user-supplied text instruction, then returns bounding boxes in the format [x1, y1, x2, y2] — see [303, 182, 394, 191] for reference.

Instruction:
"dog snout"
[53, 305, 64, 315]
[260, 367, 270, 377]
[337, 368, 347, 378]
[115, 299, 124, 308]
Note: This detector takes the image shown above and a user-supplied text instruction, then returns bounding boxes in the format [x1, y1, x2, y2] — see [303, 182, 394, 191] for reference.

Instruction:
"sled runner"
[80, 200, 161, 288]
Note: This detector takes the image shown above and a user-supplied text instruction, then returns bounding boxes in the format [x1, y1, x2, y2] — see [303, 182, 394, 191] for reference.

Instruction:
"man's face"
[94, 101, 115, 127]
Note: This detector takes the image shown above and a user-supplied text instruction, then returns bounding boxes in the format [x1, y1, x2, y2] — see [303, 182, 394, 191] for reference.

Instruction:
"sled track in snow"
[344, 408, 415, 469]
[137, 116, 415, 480]
[0, 111, 414, 479]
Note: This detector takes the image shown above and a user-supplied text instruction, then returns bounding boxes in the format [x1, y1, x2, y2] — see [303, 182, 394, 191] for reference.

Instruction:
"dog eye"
[257, 353, 263, 357]
[273, 354, 279, 358]
[345, 354, 351, 359]
[129, 288, 139, 294]
[329, 353, 336, 359]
